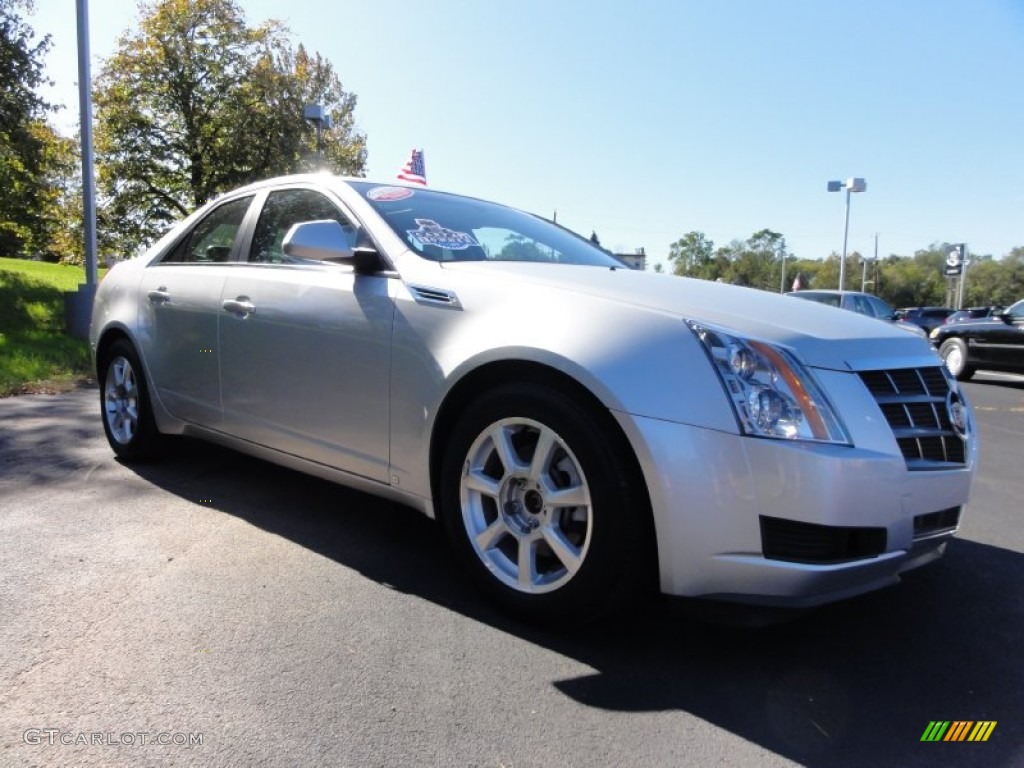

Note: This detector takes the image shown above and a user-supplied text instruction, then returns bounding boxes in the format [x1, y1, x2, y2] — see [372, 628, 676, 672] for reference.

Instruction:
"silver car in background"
[787, 289, 929, 337]
[90, 176, 977, 623]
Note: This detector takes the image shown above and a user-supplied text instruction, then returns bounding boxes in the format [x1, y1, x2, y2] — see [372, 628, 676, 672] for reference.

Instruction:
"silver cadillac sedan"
[90, 175, 977, 623]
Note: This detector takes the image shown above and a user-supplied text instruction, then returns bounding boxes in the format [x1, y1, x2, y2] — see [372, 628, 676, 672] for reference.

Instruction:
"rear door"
[218, 186, 395, 482]
[137, 194, 256, 426]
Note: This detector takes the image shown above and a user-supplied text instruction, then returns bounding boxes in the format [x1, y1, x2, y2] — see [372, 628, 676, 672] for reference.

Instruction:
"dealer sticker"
[366, 186, 415, 202]
[406, 219, 480, 250]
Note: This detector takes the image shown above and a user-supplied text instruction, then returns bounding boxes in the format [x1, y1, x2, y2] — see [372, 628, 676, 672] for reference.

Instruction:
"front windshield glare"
[351, 182, 622, 267]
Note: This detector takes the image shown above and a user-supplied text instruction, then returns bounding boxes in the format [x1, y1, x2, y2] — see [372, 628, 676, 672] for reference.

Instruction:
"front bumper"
[613, 384, 977, 607]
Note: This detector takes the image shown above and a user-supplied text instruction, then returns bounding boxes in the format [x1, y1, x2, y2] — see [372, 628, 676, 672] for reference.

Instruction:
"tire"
[98, 339, 167, 461]
[939, 338, 975, 381]
[439, 382, 651, 624]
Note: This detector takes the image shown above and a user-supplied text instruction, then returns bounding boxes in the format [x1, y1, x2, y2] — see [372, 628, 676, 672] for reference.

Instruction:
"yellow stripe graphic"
[968, 721, 997, 742]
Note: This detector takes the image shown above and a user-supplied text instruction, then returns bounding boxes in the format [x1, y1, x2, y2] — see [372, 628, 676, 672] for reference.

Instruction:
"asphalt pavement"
[1, 374, 1021, 768]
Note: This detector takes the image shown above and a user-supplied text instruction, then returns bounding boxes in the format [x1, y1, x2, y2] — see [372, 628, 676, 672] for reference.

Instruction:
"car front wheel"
[440, 383, 650, 624]
[99, 339, 166, 460]
[939, 338, 975, 381]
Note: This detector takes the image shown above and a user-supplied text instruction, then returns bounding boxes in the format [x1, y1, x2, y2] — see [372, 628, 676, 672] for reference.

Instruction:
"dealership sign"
[945, 244, 967, 277]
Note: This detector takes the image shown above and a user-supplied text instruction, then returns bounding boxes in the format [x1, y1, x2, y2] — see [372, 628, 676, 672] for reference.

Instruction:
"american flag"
[397, 149, 426, 185]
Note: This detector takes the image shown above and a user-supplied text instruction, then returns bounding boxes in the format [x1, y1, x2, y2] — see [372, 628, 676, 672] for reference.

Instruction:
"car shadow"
[126, 439, 1023, 768]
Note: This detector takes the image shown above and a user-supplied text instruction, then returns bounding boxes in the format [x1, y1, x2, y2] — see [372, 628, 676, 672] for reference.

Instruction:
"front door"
[218, 187, 394, 482]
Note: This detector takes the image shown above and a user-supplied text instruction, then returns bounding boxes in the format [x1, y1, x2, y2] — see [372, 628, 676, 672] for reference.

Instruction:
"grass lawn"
[0, 257, 103, 396]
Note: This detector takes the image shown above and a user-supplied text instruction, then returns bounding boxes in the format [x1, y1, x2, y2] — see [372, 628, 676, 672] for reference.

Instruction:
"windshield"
[350, 182, 622, 267]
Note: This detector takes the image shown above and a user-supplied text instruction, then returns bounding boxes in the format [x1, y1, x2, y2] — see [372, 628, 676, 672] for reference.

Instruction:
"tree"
[33, 121, 82, 262]
[964, 248, 1024, 307]
[0, 0, 52, 256]
[667, 231, 714, 278]
[736, 228, 786, 291]
[93, 0, 367, 255]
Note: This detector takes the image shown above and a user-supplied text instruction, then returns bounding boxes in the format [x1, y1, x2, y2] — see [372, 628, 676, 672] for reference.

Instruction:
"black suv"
[929, 299, 1024, 380]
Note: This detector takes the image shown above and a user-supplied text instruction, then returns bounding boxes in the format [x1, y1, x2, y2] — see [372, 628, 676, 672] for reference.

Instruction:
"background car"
[896, 306, 955, 333]
[930, 299, 1024, 379]
[787, 289, 928, 337]
[944, 306, 1005, 325]
[90, 175, 977, 623]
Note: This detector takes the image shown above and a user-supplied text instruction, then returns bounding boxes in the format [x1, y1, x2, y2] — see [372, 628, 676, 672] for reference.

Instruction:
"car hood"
[438, 261, 940, 372]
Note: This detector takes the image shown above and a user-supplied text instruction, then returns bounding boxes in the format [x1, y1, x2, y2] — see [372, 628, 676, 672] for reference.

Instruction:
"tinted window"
[249, 188, 354, 264]
[864, 295, 895, 319]
[849, 294, 872, 316]
[351, 182, 621, 267]
[160, 196, 254, 264]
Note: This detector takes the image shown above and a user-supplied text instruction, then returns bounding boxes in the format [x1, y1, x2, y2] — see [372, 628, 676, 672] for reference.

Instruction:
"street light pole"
[76, 0, 97, 287]
[862, 232, 878, 291]
[779, 247, 787, 294]
[840, 186, 851, 291]
[303, 104, 332, 165]
[827, 177, 866, 292]
[957, 244, 970, 309]
[63, 0, 99, 339]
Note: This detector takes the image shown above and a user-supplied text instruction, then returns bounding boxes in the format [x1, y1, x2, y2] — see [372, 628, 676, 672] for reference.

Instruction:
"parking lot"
[1, 374, 1021, 767]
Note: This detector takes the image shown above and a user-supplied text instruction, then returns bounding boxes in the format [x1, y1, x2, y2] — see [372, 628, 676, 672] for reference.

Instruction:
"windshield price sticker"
[407, 219, 480, 250]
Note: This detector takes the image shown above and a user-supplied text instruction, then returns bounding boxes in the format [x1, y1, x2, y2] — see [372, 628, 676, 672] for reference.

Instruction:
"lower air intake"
[760, 516, 887, 564]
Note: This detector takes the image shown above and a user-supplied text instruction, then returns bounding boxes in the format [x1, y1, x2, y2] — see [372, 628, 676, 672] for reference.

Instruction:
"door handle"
[222, 298, 256, 317]
[147, 287, 170, 304]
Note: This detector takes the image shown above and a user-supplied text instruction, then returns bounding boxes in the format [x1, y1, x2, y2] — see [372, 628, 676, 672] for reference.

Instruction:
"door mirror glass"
[283, 220, 357, 262]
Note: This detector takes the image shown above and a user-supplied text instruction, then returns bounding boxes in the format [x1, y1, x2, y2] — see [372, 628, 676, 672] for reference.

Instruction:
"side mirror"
[283, 220, 356, 261]
[282, 220, 383, 273]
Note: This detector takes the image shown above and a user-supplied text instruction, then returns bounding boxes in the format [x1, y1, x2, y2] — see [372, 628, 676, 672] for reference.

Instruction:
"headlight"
[688, 321, 851, 445]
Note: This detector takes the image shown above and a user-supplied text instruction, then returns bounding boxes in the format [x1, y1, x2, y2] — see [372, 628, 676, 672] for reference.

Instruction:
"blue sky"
[30, 0, 1024, 269]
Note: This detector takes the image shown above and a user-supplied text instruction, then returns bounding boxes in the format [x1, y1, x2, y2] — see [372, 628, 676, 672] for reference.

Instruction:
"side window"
[866, 295, 895, 319]
[849, 295, 872, 317]
[160, 196, 254, 264]
[249, 189, 353, 264]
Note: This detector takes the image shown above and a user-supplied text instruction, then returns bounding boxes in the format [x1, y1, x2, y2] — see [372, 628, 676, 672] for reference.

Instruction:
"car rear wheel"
[99, 339, 167, 460]
[939, 338, 975, 381]
[440, 383, 650, 624]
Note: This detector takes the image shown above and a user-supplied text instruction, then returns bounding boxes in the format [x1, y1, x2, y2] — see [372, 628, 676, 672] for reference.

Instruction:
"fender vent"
[408, 284, 462, 310]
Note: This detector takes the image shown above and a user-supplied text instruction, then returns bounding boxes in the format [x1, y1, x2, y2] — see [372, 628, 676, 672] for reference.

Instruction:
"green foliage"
[962, 248, 1024, 307]
[0, 257, 96, 395]
[665, 231, 1024, 308]
[93, 0, 368, 256]
[667, 231, 714, 277]
[0, 0, 55, 258]
[668, 229, 790, 290]
[33, 121, 82, 263]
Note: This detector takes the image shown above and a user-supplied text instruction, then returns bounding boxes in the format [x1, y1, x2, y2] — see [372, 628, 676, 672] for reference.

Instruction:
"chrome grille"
[859, 367, 966, 470]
